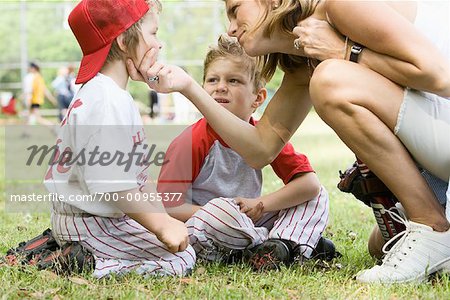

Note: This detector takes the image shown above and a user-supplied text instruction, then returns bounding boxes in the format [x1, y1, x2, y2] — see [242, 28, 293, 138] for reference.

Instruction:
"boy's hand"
[154, 216, 189, 253]
[235, 197, 264, 223]
[126, 48, 194, 94]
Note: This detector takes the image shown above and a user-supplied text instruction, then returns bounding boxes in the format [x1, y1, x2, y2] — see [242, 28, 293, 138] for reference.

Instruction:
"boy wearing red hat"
[42, 0, 195, 278]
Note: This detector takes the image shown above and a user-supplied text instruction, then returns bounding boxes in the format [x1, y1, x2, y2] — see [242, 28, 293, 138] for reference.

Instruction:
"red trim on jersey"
[158, 118, 313, 207]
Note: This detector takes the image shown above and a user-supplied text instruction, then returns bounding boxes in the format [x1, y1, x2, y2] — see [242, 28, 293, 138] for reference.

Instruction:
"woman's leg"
[309, 59, 448, 231]
[367, 170, 448, 260]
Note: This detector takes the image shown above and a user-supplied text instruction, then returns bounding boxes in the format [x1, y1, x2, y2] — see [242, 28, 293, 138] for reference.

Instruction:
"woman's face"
[225, 0, 273, 56]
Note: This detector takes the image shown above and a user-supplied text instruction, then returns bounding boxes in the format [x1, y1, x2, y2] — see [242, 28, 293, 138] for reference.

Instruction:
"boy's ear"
[252, 87, 267, 109]
[116, 33, 127, 53]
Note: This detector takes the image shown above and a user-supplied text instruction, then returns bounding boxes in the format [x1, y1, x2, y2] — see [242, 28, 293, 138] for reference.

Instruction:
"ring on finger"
[148, 75, 159, 83]
[294, 40, 301, 50]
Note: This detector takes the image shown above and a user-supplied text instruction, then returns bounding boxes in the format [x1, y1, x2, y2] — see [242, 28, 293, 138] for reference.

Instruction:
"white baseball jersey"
[46, 73, 195, 277]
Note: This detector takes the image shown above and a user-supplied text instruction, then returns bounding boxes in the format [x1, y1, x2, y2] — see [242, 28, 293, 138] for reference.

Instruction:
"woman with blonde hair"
[130, 0, 450, 283]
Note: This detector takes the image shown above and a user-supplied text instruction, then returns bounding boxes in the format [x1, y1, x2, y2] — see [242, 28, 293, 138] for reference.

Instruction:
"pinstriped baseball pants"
[51, 202, 196, 278]
[187, 186, 329, 261]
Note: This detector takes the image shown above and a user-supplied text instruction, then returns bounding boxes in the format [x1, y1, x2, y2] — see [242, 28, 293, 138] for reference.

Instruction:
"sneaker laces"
[380, 208, 417, 268]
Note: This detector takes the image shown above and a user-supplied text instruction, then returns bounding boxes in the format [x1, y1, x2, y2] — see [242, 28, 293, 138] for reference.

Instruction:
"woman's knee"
[310, 59, 358, 116]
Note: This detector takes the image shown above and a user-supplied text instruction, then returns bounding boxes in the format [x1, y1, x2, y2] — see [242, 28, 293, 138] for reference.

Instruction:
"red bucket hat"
[69, 0, 150, 84]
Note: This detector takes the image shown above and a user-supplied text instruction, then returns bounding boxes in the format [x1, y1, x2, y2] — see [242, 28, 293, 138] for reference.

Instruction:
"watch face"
[352, 45, 362, 53]
[350, 44, 364, 62]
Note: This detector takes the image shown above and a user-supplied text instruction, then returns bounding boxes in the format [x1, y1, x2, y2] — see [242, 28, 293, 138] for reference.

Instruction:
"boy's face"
[133, 11, 162, 67]
[203, 58, 265, 121]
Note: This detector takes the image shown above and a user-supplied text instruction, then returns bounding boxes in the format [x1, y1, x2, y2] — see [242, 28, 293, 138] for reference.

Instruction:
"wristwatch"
[349, 43, 365, 63]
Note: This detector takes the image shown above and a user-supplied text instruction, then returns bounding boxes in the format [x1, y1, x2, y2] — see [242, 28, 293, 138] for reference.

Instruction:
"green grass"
[1, 113, 449, 299]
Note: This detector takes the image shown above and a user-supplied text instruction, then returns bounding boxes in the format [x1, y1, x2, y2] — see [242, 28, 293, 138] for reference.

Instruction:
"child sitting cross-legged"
[158, 35, 337, 271]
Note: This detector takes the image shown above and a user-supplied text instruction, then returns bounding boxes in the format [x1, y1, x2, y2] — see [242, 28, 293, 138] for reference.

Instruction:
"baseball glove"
[337, 162, 394, 206]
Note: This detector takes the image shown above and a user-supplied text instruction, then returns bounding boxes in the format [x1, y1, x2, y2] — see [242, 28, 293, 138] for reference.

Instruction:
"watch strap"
[349, 43, 364, 63]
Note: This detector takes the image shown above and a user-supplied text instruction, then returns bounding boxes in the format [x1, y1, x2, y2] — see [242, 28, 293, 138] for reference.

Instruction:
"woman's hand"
[293, 17, 348, 61]
[126, 48, 195, 94]
[235, 197, 265, 223]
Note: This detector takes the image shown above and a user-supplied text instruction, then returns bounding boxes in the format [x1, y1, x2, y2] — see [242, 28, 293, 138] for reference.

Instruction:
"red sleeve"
[157, 119, 211, 207]
[270, 142, 314, 185]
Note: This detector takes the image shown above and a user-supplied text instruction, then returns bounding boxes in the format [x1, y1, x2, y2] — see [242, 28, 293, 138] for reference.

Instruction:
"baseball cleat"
[37, 242, 95, 274]
[4, 228, 59, 266]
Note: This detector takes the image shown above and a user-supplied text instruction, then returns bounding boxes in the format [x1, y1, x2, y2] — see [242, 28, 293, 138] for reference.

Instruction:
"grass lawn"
[1, 113, 449, 299]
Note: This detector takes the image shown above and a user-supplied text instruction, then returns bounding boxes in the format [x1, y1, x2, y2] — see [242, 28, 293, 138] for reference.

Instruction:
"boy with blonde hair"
[158, 35, 335, 270]
[41, 0, 195, 278]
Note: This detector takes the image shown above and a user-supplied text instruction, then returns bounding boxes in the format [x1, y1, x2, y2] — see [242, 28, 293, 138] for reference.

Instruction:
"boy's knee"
[205, 197, 228, 207]
[179, 245, 196, 275]
[161, 246, 196, 277]
[192, 198, 242, 231]
[314, 185, 330, 209]
[204, 198, 241, 215]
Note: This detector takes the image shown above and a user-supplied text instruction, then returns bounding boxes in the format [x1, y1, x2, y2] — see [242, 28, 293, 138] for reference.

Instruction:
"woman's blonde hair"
[255, 0, 320, 80]
[105, 0, 162, 63]
[203, 34, 265, 92]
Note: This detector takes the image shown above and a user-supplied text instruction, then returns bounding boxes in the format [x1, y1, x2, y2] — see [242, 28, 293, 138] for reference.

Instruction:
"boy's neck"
[100, 59, 129, 90]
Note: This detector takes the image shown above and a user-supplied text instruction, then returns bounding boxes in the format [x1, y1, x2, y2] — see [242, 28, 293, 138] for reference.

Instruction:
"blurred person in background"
[52, 66, 75, 121]
[23, 62, 57, 125]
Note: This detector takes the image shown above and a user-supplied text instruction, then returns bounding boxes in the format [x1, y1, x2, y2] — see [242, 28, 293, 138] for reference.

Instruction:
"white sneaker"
[356, 211, 450, 283]
[394, 202, 406, 217]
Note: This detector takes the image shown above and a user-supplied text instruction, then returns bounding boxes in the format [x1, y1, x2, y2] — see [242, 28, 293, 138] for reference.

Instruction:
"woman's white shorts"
[394, 89, 450, 182]
[394, 89, 450, 219]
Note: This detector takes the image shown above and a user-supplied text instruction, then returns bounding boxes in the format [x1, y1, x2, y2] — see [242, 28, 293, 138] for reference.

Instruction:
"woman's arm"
[183, 66, 312, 169]
[326, 0, 450, 96]
[128, 52, 313, 169]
